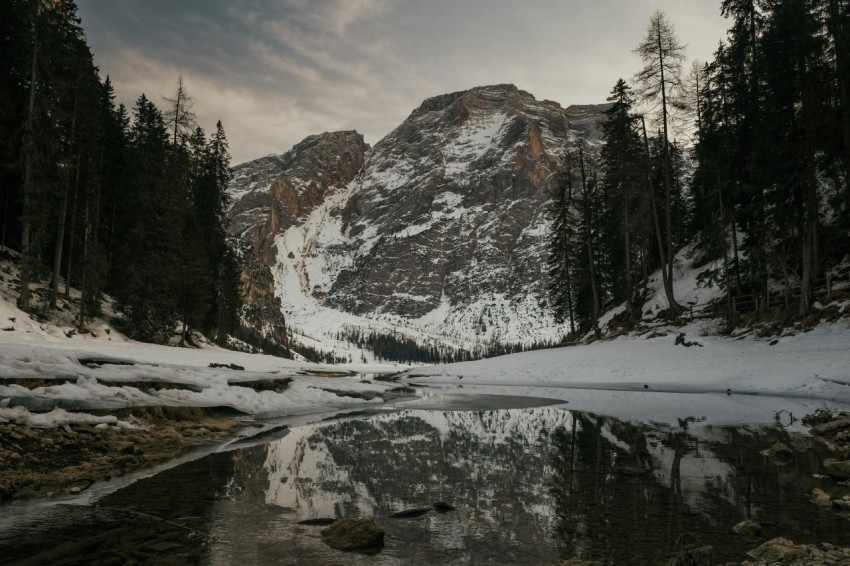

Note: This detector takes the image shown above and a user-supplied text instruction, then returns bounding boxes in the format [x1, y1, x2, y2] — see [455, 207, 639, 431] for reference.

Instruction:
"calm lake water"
[2, 393, 850, 565]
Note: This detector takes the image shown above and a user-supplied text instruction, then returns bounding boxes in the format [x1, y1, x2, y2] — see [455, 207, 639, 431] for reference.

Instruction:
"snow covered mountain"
[227, 84, 608, 357]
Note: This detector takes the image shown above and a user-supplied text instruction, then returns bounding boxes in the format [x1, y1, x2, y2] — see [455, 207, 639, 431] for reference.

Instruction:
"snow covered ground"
[0, 258, 407, 428]
[3, 250, 850, 431]
[405, 319, 850, 427]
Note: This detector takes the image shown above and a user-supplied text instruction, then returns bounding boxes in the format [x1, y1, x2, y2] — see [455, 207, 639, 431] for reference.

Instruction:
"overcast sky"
[76, 0, 729, 164]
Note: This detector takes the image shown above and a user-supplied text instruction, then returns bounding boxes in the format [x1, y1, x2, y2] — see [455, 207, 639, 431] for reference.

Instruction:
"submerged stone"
[747, 537, 807, 562]
[433, 501, 455, 513]
[390, 507, 432, 518]
[297, 518, 337, 526]
[732, 520, 762, 536]
[760, 442, 794, 465]
[812, 417, 850, 436]
[811, 487, 832, 507]
[823, 458, 850, 479]
[320, 518, 384, 554]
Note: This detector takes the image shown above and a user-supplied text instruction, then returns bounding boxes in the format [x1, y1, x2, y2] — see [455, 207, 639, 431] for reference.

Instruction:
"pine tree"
[547, 149, 577, 334]
[600, 79, 645, 322]
[689, 54, 739, 306]
[206, 121, 238, 342]
[112, 94, 181, 342]
[756, 0, 831, 315]
[574, 142, 602, 332]
[0, 1, 32, 256]
[825, 0, 850, 198]
[163, 75, 196, 148]
[634, 11, 687, 315]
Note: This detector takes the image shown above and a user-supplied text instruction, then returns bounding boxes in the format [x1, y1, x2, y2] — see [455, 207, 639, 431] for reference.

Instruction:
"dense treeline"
[549, 1, 850, 334]
[0, 0, 241, 344]
[338, 329, 560, 365]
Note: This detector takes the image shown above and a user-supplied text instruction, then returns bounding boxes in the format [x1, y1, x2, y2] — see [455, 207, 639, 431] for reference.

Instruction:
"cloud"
[318, 0, 397, 35]
[76, 0, 729, 163]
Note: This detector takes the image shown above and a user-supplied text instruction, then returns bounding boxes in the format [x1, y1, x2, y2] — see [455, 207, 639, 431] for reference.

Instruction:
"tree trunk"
[657, 26, 675, 287]
[578, 146, 600, 327]
[51, 77, 81, 309]
[641, 116, 681, 315]
[65, 159, 80, 298]
[800, 223, 813, 317]
[624, 193, 633, 322]
[0, 189, 9, 253]
[716, 169, 734, 315]
[78, 188, 91, 333]
[18, 11, 39, 313]
[51, 170, 71, 309]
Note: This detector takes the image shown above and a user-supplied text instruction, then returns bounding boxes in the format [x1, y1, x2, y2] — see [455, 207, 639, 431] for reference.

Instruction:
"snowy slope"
[406, 319, 850, 406]
[0, 257, 401, 426]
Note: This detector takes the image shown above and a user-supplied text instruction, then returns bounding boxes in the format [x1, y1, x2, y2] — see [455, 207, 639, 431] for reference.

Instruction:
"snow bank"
[409, 320, 850, 403]
[0, 404, 132, 428]
[0, 340, 397, 418]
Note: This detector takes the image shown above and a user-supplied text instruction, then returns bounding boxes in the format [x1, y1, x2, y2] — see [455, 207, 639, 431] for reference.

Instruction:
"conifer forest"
[1, 0, 241, 345]
[548, 2, 850, 335]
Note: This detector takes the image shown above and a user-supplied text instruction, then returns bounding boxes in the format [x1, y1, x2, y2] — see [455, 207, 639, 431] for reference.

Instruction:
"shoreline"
[0, 408, 252, 503]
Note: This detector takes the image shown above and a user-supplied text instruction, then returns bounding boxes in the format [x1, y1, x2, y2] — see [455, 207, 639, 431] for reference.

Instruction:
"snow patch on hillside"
[444, 112, 508, 178]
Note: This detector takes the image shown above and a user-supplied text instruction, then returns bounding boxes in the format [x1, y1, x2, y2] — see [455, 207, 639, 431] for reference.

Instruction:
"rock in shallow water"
[760, 443, 794, 465]
[812, 417, 850, 436]
[747, 537, 808, 563]
[668, 533, 712, 565]
[822, 458, 850, 479]
[297, 517, 337, 526]
[320, 518, 384, 554]
[390, 507, 432, 518]
[811, 488, 832, 507]
[433, 501, 455, 513]
[745, 538, 850, 565]
[732, 520, 762, 536]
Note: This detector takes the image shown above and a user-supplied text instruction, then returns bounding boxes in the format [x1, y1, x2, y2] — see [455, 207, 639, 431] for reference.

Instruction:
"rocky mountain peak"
[412, 83, 525, 115]
[227, 86, 610, 356]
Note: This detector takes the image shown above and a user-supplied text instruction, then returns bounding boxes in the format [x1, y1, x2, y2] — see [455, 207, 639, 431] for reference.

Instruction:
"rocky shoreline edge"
[0, 405, 251, 502]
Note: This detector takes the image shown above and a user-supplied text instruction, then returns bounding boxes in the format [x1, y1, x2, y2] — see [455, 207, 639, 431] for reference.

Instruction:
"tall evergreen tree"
[600, 79, 645, 322]
[111, 95, 181, 341]
[573, 142, 602, 332]
[634, 11, 687, 315]
[547, 149, 578, 335]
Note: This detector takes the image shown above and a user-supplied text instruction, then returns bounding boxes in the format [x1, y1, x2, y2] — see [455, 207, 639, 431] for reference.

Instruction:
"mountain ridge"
[227, 84, 609, 359]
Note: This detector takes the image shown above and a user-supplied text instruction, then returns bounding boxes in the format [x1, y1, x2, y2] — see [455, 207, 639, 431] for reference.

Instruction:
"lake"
[2, 391, 849, 564]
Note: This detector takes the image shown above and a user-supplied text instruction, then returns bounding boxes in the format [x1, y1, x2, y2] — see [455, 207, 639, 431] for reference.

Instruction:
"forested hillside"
[549, 2, 850, 336]
[0, 0, 241, 345]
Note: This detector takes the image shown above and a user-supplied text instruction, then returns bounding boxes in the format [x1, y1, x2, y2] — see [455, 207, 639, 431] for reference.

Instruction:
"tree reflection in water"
[4, 407, 850, 565]
[549, 412, 849, 565]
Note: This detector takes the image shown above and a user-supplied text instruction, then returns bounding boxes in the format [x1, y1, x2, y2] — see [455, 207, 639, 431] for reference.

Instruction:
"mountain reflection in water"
[2, 406, 849, 565]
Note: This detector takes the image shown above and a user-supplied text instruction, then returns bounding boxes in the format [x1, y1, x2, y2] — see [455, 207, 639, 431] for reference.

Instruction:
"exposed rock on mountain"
[227, 131, 369, 346]
[227, 85, 607, 355]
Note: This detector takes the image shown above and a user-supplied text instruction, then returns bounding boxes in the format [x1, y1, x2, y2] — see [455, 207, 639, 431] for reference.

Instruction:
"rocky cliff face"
[227, 131, 369, 345]
[227, 85, 607, 354]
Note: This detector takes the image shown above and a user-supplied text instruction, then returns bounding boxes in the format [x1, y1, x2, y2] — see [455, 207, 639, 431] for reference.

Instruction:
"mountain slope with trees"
[548, 2, 850, 337]
[0, 0, 242, 347]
